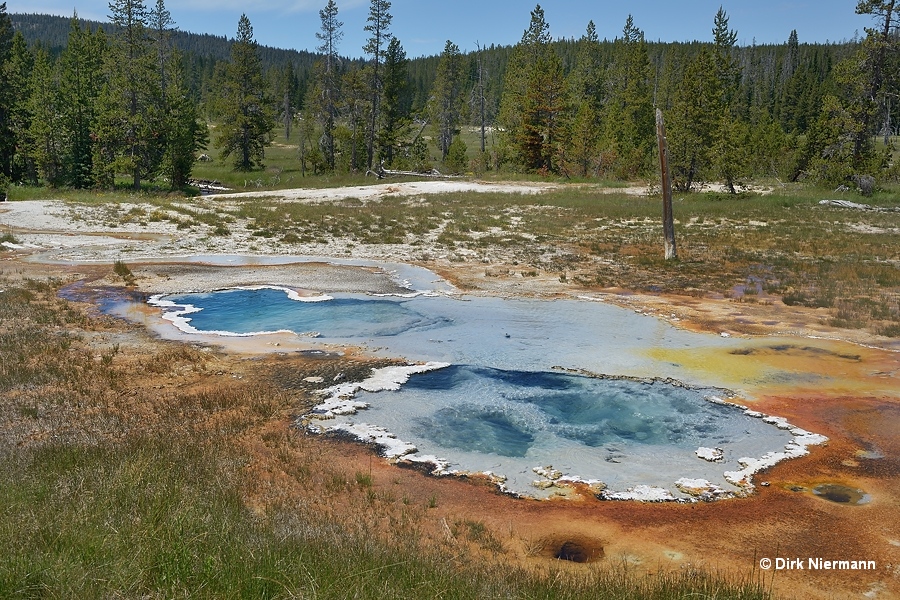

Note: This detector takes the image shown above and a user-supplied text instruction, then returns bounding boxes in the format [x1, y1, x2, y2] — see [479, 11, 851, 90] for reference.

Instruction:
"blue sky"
[11, 0, 871, 57]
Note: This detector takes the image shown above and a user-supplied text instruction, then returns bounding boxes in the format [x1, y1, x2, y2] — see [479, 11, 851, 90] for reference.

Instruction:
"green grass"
[113, 259, 135, 286]
[191, 121, 583, 188]
[6, 185, 124, 203]
[178, 182, 899, 335]
[0, 440, 774, 599]
[5, 168, 898, 335]
[192, 124, 433, 191]
[0, 275, 778, 599]
[0, 438, 776, 599]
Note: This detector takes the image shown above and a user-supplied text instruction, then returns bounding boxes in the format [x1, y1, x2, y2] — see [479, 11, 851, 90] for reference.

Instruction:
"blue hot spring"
[160, 287, 448, 338]
[149, 285, 810, 499]
[344, 364, 792, 496]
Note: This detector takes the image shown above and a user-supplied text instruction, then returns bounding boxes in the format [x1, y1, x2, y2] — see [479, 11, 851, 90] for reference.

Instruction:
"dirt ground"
[1, 184, 898, 599]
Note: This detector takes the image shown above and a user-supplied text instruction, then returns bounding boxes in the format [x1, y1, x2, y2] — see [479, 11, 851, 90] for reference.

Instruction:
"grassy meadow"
[0, 276, 777, 599]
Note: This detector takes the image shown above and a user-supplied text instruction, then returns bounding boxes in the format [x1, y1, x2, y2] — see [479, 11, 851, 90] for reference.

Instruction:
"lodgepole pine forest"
[4, 1, 900, 194]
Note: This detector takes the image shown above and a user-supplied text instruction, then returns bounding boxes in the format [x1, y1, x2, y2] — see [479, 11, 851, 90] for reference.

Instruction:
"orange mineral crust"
[5, 252, 897, 600]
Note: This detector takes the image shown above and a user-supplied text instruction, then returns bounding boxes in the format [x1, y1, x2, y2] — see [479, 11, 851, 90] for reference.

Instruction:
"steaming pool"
[141, 265, 828, 501]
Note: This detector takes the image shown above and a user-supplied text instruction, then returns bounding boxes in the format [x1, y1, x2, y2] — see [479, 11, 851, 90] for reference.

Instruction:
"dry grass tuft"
[0, 274, 777, 598]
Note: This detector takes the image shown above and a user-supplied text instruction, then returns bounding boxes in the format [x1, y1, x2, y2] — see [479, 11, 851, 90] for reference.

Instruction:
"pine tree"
[566, 100, 600, 177]
[90, 82, 116, 188]
[709, 7, 748, 193]
[7, 31, 34, 183]
[363, 0, 392, 169]
[444, 136, 468, 174]
[805, 94, 864, 184]
[564, 22, 603, 177]
[428, 40, 466, 161]
[805, 51, 879, 185]
[712, 5, 740, 104]
[97, 0, 162, 189]
[145, 0, 204, 188]
[339, 67, 370, 172]
[523, 48, 566, 173]
[149, 0, 174, 105]
[317, 0, 342, 74]
[519, 4, 551, 60]
[473, 42, 488, 156]
[59, 16, 106, 188]
[569, 20, 603, 108]
[377, 36, 408, 166]
[315, 0, 342, 169]
[161, 51, 208, 187]
[855, 1, 898, 151]
[712, 112, 750, 193]
[26, 48, 64, 186]
[667, 48, 722, 191]
[499, 4, 566, 172]
[782, 29, 800, 83]
[602, 15, 654, 178]
[779, 60, 824, 136]
[216, 14, 273, 171]
[747, 108, 788, 178]
[274, 62, 298, 140]
[0, 3, 18, 181]
[298, 84, 324, 176]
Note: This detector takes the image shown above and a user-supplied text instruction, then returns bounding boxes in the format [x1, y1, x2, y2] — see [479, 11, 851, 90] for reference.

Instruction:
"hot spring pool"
[154, 286, 450, 338]
[148, 283, 827, 500]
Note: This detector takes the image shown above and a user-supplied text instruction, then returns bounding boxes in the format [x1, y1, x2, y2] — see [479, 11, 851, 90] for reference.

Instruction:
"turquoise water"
[348, 364, 790, 494]
[405, 366, 731, 454]
[149, 284, 804, 498]
[164, 288, 448, 337]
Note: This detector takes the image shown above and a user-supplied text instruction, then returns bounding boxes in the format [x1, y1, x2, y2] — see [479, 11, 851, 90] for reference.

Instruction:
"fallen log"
[818, 199, 899, 212]
[365, 165, 464, 180]
[188, 178, 232, 193]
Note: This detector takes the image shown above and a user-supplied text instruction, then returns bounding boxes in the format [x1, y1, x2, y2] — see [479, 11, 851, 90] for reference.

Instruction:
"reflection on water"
[421, 405, 537, 457]
[407, 366, 734, 453]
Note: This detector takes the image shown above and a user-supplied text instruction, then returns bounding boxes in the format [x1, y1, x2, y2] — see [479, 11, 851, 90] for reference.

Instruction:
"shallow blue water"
[151, 284, 799, 497]
[351, 364, 788, 493]
[405, 366, 733, 455]
[166, 288, 448, 337]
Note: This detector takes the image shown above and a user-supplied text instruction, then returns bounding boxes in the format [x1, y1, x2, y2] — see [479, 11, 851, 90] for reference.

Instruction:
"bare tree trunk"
[350, 120, 358, 172]
[284, 92, 292, 140]
[656, 109, 677, 261]
[477, 42, 486, 154]
[299, 133, 306, 177]
[412, 119, 428, 144]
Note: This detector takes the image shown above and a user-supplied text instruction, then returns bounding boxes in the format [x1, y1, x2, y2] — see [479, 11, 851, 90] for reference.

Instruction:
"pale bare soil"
[1, 181, 898, 599]
[0, 180, 887, 350]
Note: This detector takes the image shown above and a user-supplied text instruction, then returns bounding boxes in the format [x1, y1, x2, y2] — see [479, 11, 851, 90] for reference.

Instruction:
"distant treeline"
[12, 12, 329, 64]
[3, 2, 895, 191]
[11, 11, 855, 129]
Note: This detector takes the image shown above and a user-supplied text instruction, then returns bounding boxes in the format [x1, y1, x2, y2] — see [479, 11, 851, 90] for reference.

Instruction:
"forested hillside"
[1, 1, 894, 193]
[10, 11, 854, 130]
